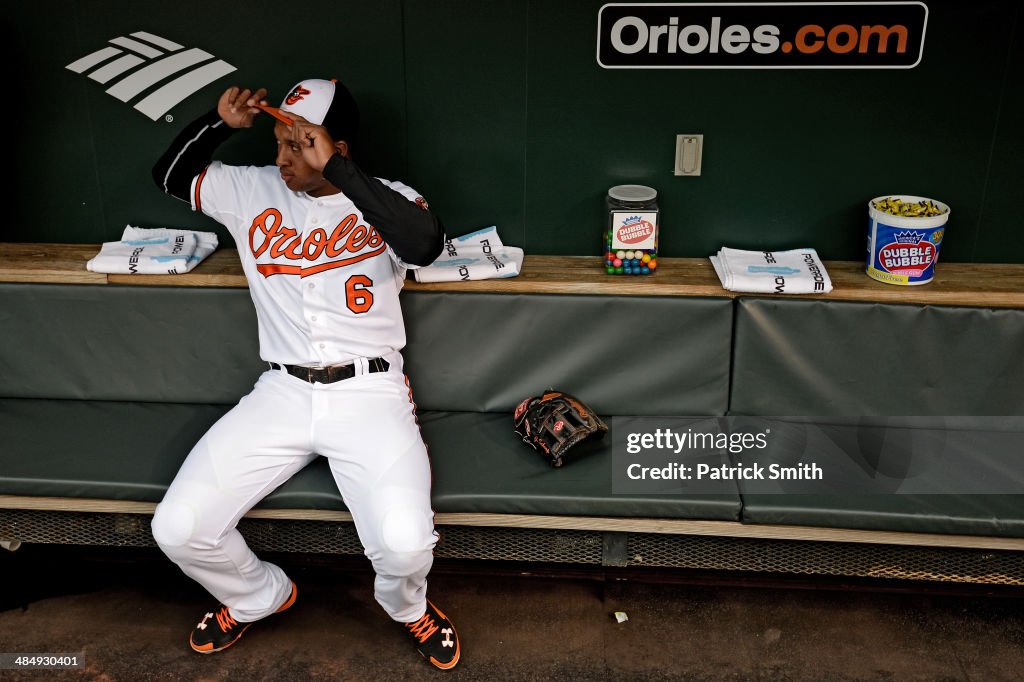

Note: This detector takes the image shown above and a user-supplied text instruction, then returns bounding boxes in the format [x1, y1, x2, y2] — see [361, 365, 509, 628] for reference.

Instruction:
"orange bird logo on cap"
[285, 85, 312, 105]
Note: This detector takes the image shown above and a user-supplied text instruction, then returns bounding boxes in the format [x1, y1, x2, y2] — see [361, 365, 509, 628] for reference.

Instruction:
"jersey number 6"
[345, 275, 374, 314]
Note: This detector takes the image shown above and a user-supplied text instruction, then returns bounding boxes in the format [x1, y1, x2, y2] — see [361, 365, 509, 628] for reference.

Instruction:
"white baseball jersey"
[191, 162, 424, 366]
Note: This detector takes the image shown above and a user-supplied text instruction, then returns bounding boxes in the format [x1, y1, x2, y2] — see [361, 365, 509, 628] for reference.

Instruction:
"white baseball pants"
[151, 352, 437, 623]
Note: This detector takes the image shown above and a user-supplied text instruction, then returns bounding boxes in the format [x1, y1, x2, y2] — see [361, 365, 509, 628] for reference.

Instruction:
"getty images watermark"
[611, 416, 1024, 495]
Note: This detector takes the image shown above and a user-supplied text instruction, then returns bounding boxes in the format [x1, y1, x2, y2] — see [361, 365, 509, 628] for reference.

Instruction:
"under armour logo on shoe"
[197, 612, 214, 630]
[442, 628, 454, 648]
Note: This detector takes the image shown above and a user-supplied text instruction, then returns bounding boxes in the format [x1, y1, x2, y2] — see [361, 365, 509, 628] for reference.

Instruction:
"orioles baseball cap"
[257, 78, 359, 143]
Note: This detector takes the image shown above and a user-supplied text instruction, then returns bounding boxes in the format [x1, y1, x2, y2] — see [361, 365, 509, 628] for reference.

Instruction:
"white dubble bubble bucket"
[866, 195, 950, 286]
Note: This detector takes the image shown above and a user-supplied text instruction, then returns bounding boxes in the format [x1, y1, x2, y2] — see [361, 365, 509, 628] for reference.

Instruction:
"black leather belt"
[269, 357, 390, 384]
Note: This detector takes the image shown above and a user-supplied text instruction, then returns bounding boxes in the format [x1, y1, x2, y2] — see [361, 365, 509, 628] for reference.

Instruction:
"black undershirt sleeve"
[323, 154, 445, 267]
[152, 110, 236, 205]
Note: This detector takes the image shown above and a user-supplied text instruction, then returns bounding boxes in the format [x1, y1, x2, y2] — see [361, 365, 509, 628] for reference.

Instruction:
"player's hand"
[217, 86, 269, 129]
[285, 113, 338, 172]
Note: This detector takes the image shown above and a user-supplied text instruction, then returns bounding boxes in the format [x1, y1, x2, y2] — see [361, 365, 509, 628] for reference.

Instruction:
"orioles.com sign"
[597, 2, 928, 69]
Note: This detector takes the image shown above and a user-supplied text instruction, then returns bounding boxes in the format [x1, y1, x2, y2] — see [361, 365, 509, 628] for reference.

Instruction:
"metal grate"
[0, 509, 365, 554]
[435, 525, 604, 564]
[237, 518, 364, 554]
[2, 509, 1022, 585]
[1, 509, 154, 548]
[627, 533, 1024, 585]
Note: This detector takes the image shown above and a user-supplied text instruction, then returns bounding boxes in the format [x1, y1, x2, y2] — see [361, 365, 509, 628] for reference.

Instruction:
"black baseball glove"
[513, 390, 608, 467]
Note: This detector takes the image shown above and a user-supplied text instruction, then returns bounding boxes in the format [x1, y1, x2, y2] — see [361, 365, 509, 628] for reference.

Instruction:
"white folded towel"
[413, 226, 524, 283]
[710, 247, 833, 294]
[122, 226, 218, 263]
[87, 226, 218, 275]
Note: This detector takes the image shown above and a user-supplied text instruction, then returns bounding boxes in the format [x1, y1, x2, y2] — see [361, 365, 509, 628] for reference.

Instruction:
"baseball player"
[149, 78, 459, 670]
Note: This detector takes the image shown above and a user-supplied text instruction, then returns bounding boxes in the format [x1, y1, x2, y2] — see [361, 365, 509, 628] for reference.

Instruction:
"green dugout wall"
[9, 1, 1022, 262]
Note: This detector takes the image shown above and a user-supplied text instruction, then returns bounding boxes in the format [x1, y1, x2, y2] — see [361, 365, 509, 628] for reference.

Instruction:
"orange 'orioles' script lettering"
[248, 208, 386, 277]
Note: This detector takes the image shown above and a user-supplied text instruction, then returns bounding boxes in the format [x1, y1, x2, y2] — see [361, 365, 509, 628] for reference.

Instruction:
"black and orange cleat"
[404, 599, 460, 670]
[189, 580, 297, 654]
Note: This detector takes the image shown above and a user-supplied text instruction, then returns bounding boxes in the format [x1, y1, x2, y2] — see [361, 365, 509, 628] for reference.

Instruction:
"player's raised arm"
[151, 86, 267, 205]
[322, 154, 445, 267]
[281, 112, 445, 267]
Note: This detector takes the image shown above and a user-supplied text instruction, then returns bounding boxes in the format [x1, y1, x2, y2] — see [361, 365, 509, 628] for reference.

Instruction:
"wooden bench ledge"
[2, 242, 1024, 308]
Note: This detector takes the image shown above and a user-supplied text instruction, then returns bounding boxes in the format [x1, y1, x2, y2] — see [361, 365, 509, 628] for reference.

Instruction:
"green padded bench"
[0, 283, 738, 521]
[729, 298, 1024, 538]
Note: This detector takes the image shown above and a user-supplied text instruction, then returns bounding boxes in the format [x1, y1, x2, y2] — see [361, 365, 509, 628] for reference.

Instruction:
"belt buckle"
[302, 362, 369, 384]
[316, 364, 346, 384]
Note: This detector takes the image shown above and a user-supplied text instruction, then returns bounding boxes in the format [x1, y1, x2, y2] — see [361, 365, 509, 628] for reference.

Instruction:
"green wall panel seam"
[522, 0, 533, 253]
[971, 4, 1021, 262]
[399, 0, 411, 176]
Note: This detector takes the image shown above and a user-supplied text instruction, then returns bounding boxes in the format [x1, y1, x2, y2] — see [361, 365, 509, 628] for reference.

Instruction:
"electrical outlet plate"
[675, 134, 703, 176]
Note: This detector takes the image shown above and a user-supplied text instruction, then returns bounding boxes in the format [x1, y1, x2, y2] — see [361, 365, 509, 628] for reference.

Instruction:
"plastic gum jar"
[604, 185, 659, 275]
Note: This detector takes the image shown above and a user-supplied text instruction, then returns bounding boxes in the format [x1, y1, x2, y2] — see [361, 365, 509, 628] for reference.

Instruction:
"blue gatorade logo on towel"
[150, 255, 202, 263]
[122, 238, 170, 246]
[747, 266, 801, 276]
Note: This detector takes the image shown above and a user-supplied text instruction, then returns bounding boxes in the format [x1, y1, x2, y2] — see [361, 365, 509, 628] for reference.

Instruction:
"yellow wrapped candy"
[872, 197, 947, 217]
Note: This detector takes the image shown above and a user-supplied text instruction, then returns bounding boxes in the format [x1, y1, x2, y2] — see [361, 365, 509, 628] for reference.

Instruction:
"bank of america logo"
[65, 31, 236, 121]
